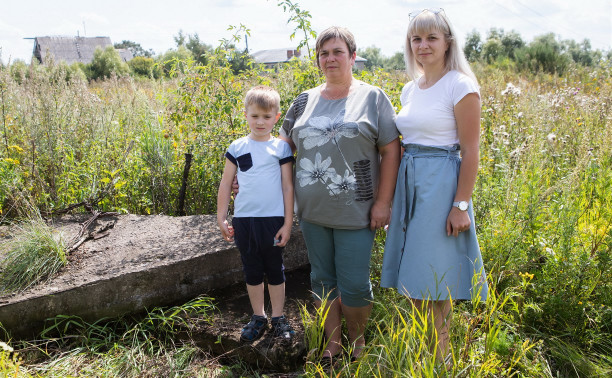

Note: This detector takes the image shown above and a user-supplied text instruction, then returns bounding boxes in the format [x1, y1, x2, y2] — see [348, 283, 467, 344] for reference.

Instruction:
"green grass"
[6, 296, 217, 377]
[0, 215, 66, 293]
[0, 56, 610, 376]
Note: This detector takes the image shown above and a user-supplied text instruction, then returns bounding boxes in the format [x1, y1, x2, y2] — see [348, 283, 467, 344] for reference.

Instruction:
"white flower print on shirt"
[296, 109, 363, 199]
[328, 169, 356, 196]
[296, 152, 337, 188]
[299, 109, 359, 173]
[300, 109, 359, 149]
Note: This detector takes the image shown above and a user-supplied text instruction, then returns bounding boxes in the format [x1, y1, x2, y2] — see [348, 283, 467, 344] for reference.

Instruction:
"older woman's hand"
[231, 175, 239, 195]
[370, 200, 391, 230]
[370, 139, 400, 231]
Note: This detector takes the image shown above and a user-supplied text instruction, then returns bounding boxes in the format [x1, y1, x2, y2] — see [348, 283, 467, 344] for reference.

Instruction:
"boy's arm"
[274, 161, 294, 247]
[217, 159, 238, 242]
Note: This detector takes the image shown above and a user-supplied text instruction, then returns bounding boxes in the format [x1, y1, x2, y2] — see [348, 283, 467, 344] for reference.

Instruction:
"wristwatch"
[453, 201, 469, 211]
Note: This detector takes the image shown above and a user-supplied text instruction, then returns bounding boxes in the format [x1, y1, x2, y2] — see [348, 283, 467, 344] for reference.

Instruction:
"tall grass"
[6, 296, 217, 377]
[0, 56, 609, 376]
[472, 62, 612, 376]
[0, 215, 66, 293]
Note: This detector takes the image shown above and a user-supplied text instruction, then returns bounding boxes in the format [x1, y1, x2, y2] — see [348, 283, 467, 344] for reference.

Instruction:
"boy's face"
[245, 104, 281, 141]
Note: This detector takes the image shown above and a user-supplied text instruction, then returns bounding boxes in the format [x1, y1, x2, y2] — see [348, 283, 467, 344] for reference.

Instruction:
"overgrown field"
[0, 55, 610, 376]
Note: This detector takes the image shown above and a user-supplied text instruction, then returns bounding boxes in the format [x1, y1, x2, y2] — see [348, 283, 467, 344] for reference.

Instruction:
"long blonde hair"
[404, 10, 478, 85]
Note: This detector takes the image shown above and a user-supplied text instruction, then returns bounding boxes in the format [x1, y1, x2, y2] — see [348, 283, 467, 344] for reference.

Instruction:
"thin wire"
[514, 0, 609, 46]
[492, 0, 610, 47]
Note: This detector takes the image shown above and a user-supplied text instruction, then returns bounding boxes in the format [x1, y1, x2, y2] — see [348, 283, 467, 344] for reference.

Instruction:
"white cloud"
[1, 0, 610, 64]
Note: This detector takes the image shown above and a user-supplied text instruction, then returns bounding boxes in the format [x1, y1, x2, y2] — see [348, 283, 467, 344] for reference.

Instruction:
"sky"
[1, 0, 610, 64]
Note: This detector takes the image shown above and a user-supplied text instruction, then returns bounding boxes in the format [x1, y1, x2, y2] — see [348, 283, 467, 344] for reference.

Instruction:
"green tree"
[563, 38, 600, 66]
[172, 30, 213, 66]
[358, 46, 385, 70]
[157, 46, 194, 76]
[501, 30, 525, 59]
[464, 30, 483, 62]
[113, 40, 154, 58]
[218, 25, 253, 74]
[515, 33, 570, 74]
[174, 30, 187, 47]
[480, 28, 524, 63]
[482, 37, 504, 63]
[128, 56, 160, 78]
[277, 0, 317, 58]
[383, 52, 405, 71]
[9, 60, 28, 84]
[88, 46, 129, 80]
[185, 34, 212, 65]
[227, 47, 252, 74]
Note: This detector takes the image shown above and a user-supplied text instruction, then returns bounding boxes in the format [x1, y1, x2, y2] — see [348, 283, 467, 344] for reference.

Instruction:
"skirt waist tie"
[398, 143, 460, 229]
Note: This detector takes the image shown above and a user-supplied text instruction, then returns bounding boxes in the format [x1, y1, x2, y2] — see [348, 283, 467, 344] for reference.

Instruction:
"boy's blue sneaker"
[240, 314, 267, 342]
[271, 315, 294, 341]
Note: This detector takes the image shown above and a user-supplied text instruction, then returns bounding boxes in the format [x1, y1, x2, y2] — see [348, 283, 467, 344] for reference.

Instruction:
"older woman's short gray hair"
[315, 26, 357, 69]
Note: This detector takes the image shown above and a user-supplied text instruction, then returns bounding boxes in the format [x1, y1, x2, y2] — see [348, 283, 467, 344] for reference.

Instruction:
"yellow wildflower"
[8, 145, 24, 153]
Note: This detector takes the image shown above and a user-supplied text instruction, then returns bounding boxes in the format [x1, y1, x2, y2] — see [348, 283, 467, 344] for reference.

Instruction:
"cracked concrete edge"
[0, 219, 309, 340]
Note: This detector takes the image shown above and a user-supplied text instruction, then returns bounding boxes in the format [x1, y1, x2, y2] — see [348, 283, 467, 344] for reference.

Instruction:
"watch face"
[459, 201, 469, 211]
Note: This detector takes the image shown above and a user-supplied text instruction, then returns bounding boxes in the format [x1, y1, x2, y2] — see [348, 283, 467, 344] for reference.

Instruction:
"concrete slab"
[0, 214, 309, 340]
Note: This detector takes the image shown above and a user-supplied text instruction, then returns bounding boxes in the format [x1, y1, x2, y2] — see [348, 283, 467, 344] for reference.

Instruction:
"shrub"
[128, 56, 160, 78]
[156, 45, 193, 76]
[88, 46, 130, 81]
[514, 33, 571, 74]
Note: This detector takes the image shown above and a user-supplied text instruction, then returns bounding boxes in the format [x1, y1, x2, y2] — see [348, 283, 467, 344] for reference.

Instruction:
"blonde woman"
[381, 8, 488, 364]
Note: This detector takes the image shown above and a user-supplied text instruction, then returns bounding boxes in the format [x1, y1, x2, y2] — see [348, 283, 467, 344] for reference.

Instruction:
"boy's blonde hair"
[244, 85, 280, 112]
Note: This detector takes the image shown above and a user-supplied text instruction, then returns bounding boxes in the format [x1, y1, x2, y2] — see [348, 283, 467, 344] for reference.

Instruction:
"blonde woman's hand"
[446, 207, 471, 237]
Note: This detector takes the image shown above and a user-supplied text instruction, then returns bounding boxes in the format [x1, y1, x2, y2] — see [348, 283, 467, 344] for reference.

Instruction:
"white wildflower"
[0, 341, 13, 352]
[501, 83, 521, 96]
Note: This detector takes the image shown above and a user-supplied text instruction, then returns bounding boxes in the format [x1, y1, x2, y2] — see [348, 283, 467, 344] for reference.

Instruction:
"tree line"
[4, 27, 610, 82]
[360, 28, 610, 75]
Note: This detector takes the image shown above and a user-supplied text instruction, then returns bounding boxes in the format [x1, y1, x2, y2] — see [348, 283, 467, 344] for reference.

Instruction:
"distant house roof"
[32, 36, 133, 64]
[115, 48, 134, 62]
[251, 48, 307, 65]
[251, 47, 366, 67]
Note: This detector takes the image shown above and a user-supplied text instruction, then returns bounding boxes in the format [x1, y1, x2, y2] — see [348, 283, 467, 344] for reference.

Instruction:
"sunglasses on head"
[408, 7, 445, 21]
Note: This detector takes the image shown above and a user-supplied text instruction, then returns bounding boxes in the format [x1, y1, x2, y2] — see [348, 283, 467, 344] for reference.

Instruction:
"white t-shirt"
[225, 136, 293, 217]
[396, 70, 479, 146]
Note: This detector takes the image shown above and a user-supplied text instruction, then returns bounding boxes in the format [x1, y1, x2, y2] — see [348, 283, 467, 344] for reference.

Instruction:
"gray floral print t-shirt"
[280, 81, 398, 229]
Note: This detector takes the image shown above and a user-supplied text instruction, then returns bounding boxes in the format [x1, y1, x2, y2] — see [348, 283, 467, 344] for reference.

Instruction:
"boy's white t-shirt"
[225, 136, 293, 217]
[396, 70, 479, 146]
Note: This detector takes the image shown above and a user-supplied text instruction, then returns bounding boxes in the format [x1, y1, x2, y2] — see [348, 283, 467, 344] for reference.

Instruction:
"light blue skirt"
[381, 144, 488, 301]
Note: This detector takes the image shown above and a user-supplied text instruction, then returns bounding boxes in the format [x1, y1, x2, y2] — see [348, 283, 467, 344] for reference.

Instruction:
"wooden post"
[177, 152, 192, 216]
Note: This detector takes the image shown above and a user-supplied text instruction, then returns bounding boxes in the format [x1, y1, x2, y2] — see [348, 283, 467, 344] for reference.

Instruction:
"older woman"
[280, 26, 400, 361]
[381, 9, 488, 365]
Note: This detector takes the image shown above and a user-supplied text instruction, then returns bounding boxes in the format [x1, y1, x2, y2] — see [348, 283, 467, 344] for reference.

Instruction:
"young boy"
[217, 85, 295, 342]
